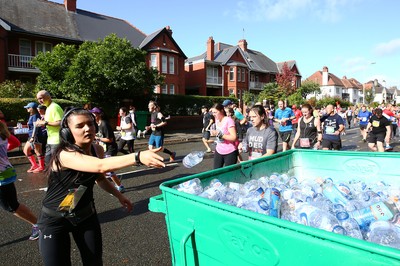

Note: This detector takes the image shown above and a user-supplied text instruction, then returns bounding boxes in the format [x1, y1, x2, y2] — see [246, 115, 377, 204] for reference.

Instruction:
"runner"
[321, 104, 345, 150]
[357, 105, 372, 142]
[365, 108, 391, 152]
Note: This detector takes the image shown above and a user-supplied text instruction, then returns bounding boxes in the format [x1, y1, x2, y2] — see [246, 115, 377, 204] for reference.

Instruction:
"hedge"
[0, 98, 77, 124]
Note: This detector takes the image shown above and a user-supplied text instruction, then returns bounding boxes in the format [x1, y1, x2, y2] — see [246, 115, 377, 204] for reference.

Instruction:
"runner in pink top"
[211, 103, 238, 169]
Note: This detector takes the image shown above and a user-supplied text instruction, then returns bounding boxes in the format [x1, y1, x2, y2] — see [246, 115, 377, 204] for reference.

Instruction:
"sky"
[53, 0, 400, 88]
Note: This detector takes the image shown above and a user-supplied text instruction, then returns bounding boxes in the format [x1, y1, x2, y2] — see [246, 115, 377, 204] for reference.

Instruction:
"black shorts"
[359, 124, 368, 130]
[0, 182, 20, 212]
[202, 130, 211, 140]
[279, 131, 292, 143]
[321, 138, 342, 150]
[367, 132, 385, 143]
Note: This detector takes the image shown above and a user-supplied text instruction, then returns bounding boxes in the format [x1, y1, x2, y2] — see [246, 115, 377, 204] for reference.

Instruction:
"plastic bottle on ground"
[182, 151, 205, 168]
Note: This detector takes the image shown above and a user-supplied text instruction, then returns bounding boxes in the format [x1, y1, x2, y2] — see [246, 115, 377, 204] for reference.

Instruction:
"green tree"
[242, 91, 255, 105]
[32, 43, 78, 96]
[0, 80, 35, 98]
[258, 82, 281, 104]
[297, 80, 321, 99]
[33, 34, 163, 105]
[365, 89, 375, 104]
[287, 80, 321, 106]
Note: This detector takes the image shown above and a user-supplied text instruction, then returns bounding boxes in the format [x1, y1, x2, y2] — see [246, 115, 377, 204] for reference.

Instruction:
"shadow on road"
[0, 235, 30, 248]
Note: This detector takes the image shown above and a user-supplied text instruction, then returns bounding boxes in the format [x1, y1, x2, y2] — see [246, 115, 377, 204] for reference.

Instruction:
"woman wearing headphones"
[37, 108, 165, 266]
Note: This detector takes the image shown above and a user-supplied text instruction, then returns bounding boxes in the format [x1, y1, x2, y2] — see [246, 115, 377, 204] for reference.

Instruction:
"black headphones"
[60, 107, 98, 143]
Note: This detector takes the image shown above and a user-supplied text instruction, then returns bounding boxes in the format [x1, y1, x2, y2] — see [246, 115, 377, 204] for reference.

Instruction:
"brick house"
[184, 36, 301, 100]
[306, 66, 363, 104]
[0, 0, 186, 94]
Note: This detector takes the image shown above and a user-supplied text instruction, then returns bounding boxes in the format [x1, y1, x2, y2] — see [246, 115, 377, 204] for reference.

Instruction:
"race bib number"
[325, 126, 335, 134]
[300, 138, 311, 147]
[372, 121, 380, 127]
[362, 117, 367, 122]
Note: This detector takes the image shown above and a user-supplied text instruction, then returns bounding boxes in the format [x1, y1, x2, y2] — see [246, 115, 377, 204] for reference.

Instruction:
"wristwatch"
[44, 121, 49, 126]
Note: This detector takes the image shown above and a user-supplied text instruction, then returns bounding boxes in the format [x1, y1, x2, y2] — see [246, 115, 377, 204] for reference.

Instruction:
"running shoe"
[29, 225, 40, 241]
[385, 145, 393, 151]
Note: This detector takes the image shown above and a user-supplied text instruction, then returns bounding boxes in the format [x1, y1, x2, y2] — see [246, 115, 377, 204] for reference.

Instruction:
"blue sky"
[54, 0, 400, 88]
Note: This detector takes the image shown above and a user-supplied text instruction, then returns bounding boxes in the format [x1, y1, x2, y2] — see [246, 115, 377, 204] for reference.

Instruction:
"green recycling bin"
[135, 111, 149, 131]
[149, 150, 400, 266]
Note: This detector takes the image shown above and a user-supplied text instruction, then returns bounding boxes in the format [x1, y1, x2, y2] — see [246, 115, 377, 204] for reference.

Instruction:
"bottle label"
[270, 188, 281, 218]
[352, 202, 395, 227]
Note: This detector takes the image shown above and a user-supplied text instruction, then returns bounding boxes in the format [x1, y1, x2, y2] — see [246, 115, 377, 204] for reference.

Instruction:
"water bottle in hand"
[183, 151, 205, 168]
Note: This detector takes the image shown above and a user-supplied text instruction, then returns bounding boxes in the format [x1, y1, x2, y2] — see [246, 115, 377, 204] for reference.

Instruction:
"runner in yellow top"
[36, 90, 64, 164]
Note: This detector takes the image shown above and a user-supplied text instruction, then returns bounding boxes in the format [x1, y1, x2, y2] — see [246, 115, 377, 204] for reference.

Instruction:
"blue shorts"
[148, 134, 164, 148]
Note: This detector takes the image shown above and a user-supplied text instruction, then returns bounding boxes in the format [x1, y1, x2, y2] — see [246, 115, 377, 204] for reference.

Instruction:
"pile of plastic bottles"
[173, 173, 400, 250]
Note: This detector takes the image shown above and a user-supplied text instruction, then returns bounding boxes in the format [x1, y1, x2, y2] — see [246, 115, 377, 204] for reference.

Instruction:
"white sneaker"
[137, 130, 142, 139]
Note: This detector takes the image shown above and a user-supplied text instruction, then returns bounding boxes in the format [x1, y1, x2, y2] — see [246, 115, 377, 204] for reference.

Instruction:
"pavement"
[7, 129, 203, 165]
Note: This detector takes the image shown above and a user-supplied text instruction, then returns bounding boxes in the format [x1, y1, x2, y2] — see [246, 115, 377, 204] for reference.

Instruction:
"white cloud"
[374, 39, 400, 56]
[235, 0, 358, 22]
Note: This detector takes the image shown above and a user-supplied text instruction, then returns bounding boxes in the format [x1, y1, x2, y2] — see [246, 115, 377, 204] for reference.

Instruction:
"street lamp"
[362, 62, 376, 104]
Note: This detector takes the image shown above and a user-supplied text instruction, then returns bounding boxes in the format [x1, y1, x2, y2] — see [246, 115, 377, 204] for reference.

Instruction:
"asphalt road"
[1, 127, 398, 265]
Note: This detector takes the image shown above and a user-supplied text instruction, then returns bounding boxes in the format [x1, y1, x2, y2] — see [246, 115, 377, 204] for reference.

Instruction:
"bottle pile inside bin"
[173, 173, 400, 250]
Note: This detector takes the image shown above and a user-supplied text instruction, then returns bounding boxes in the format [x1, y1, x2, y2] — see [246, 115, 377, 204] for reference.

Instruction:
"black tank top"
[42, 145, 101, 211]
[299, 116, 317, 143]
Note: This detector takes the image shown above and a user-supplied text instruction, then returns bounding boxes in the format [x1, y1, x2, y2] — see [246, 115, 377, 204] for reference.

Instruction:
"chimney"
[165, 26, 173, 36]
[322, 66, 329, 86]
[64, 0, 77, 12]
[207, 36, 214, 61]
[238, 39, 248, 51]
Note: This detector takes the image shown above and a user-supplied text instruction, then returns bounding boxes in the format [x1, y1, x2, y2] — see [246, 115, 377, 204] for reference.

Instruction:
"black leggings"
[118, 139, 134, 154]
[213, 150, 238, 169]
[39, 214, 103, 266]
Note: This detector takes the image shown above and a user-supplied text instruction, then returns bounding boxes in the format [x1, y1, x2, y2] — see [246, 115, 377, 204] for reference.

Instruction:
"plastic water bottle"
[368, 221, 400, 249]
[295, 203, 346, 234]
[316, 178, 350, 205]
[269, 187, 281, 218]
[172, 178, 203, 195]
[182, 151, 205, 168]
[241, 142, 248, 153]
[346, 201, 399, 229]
[336, 211, 363, 239]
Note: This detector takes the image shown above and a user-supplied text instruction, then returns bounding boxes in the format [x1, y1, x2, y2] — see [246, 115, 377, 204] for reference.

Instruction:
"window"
[169, 56, 175, 74]
[19, 39, 31, 62]
[161, 84, 168, 94]
[237, 68, 241, 82]
[162, 55, 167, 74]
[242, 68, 245, 82]
[169, 84, 175, 94]
[150, 54, 157, 69]
[229, 67, 234, 81]
[35, 41, 52, 55]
